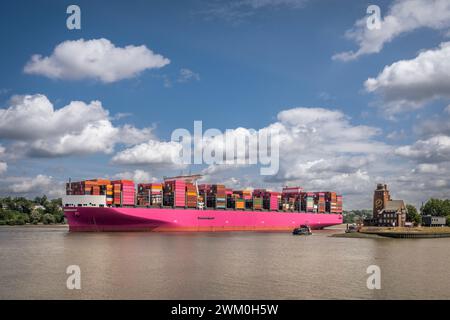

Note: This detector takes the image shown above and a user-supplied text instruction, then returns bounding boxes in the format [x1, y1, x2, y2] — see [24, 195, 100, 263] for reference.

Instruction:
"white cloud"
[365, 42, 450, 113]
[111, 112, 132, 120]
[198, 0, 308, 22]
[29, 119, 119, 157]
[260, 108, 390, 205]
[0, 94, 108, 140]
[111, 170, 158, 183]
[4, 174, 63, 197]
[396, 135, 450, 163]
[388, 107, 450, 205]
[122, 106, 389, 208]
[413, 163, 442, 174]
[177, 68, 200, 82]
[0, 145, 6, 174]
[387, 129, 407, 140]
[111, 139, 184, 167]
[273, 107, 386, 154]
[24, 38, 170, 83]
[0, 162, 6, 174]
[333, 0, 450, 61]
[417, 112, 450, 138]
[445, 104, 450, 114]
[0, 94, 154, 157]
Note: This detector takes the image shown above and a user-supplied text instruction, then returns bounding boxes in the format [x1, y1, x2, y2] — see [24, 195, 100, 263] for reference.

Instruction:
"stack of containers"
[122, 180, 135, 206]
[268, 192, 280, 211]
[185, 183, 198, 208]
[233, 189, 252, 199]
[137, 183, 163, 206]
[233, 189, 253, 209]
[165, 180, 186, 207]
[198, 184, 211, 208]
[225, 192, 242, 209]
[84, 180, 97, 195]
[225, 188, 233, 208]
[306, 192, 315, 212]
[92, 185, 100, 195]
[150, 183, 163, 206]
[331, 192, 338, 213]
[113, 182, 121, 205]
[255, 190, 280, 211]
[106, 184, 113, 205]
[92, 179, 109, 195]
[111, 180, 135, 206]
[137, 184, 150, 206]
[325, 192, 337, 213]
[283, 197, 296, 211]
[252, 189, 266, 197]
[336, 195, 343, 214]
[317, 192, 326, 213]
[282, 186, 303, 195]
[235, 198, 245, 210]
[243, 189, 252, 200]
[212, 184, 226, 209]
[66, 181, 84, 195]
[252, 189, 265, 210]
[226, 189, 234, 208]
[282, 187, 303, 211]
[253, 196, 263, 210]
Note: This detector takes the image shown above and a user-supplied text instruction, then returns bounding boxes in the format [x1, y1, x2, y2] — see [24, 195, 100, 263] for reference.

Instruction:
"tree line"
[0, 195, 64, 225]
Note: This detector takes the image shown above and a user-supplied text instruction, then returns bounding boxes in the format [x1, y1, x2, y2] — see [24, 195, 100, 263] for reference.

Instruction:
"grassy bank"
[331, 226, 450, 239]
[330, 232, 386, 239]
[360, 226, 450, 234]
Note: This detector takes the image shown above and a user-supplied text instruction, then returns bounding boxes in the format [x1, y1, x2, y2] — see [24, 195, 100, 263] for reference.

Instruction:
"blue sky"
[1, 0, 450, 209]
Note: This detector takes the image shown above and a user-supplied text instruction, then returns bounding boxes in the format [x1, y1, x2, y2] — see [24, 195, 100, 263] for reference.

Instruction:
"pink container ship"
[63, 175, 343, 232]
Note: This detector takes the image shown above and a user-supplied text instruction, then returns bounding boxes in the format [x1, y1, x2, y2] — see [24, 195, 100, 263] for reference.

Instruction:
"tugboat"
[345, 223, 358, 233]
[292, 225, 312, 236]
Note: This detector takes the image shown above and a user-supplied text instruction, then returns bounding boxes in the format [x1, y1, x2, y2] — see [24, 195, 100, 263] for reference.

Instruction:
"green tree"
[421, 198, 450, 217]
[343, 210, 372, 223]
[42, 213, 55, 225]
[30, 209, 44, 224]
[34, 195, 48, 207]
[406, 204, 421, 225]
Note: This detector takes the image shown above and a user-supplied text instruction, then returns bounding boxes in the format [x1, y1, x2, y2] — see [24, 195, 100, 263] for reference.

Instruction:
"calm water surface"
[1, 225, 449, 299]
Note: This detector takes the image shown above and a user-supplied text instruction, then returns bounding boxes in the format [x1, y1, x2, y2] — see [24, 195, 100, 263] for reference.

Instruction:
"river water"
[1, 225, 449, 299]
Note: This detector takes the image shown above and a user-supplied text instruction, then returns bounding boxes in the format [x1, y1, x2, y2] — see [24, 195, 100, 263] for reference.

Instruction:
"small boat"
[345, 223, 358, 233]
[292, 225, 312, 235]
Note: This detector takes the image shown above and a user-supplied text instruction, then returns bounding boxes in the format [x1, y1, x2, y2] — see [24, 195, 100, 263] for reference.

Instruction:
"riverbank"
[0, 224, 67, 228]
[332, 226, 450, 239]
[330, 232, 386, 239]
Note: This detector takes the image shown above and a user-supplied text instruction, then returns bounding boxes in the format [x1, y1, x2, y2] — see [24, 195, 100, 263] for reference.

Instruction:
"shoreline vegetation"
[0, 195, 64, 226]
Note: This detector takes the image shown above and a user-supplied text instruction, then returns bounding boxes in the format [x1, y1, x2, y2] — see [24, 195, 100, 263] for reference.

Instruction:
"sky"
[1, 0, 450, 209]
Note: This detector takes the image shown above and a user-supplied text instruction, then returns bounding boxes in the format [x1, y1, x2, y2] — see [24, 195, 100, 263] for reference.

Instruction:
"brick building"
[365, 184, 407, 227]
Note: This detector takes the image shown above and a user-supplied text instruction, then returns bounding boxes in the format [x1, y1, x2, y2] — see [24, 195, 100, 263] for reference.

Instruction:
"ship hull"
[64, 207, 343, 232]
